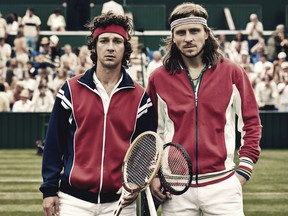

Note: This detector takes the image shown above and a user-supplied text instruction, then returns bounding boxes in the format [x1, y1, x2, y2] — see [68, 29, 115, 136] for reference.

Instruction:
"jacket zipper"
[195, 94, 199, 185]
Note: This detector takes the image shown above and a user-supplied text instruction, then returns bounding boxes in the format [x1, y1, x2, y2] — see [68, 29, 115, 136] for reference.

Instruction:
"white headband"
[170, 16, 207, 30]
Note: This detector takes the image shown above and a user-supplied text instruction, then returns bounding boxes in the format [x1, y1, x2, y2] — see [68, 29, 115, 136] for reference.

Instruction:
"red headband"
[93, 24, 128, 40]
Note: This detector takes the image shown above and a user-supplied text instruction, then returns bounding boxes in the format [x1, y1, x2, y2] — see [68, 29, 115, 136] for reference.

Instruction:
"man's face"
[96, 32, 125, 69]
[173, 22, 208, 60]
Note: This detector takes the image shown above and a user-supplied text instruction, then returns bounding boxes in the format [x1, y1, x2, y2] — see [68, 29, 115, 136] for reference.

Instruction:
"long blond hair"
[163, 2, 224, 75]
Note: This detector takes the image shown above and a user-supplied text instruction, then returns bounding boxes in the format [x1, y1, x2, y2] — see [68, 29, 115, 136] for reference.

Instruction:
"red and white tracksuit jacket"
[147, 58, 262, 186]
[40, 67, 155, 203]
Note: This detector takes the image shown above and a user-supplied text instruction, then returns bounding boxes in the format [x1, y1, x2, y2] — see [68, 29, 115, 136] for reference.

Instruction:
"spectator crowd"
[0, 9, 288, 112]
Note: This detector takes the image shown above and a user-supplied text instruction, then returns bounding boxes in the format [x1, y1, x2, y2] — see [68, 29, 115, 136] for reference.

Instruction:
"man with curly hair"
[40, 12, 155, 216]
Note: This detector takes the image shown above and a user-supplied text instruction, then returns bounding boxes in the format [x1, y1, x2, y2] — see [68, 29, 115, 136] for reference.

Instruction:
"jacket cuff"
[236, 157, 254, 180]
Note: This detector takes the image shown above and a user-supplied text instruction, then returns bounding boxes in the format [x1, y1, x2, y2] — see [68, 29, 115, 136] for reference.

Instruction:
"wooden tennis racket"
[113, 131, 163, 216]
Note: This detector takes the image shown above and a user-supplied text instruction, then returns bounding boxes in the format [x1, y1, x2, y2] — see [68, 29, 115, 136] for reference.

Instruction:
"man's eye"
[114, 40, 124, 44]
[99, 39, 109, 43]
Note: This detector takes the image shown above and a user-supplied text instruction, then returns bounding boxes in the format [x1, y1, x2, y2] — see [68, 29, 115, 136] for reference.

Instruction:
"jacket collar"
[78, 66, 135, 90]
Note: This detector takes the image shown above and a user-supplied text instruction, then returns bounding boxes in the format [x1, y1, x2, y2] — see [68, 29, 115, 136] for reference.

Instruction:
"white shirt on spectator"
[22, 14, 41, 36]
[12, 99, 33, 112]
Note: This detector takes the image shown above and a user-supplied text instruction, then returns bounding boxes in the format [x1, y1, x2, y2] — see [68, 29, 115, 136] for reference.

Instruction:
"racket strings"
[124, 134, 160, 190]
[162, 146, 191, 188]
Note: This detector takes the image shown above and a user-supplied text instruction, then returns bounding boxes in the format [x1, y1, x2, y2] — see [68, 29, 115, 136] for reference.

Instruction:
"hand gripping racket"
[113, 131, 163, 216]
[158, 142, 193, 195]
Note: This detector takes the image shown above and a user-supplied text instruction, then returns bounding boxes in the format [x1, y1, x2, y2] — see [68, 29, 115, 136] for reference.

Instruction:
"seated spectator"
[254, 54, 270, 78]
[22, 70, 37, 93]
[74, 56, 90, 76]
[267, 24, 286, 61]
[51, 66, 68, 93]
[146, 50, 162, 78]
[277, 62, 288, 111]
[49, 35, 61, 67]
[12, 88, 33, 112]
[35, 66, 54, 91]
[250, 37, 269, 64]
[47, 8, 66, 31]
[60, 44, 78, 73]
[218, 34, 231, 58]
[31, 83, 54, 112]
[0, 59, 7, 80]
[6, 58, 25, 81]
[255, 74, 279, 110]
[272, 52, 287, 84]
[129, 44, 148, 87]
[11, 79, 23, 106]
[230, 32, 249, 64]
[77, 45, 93, 68]
[0, 12, 7, 39]
[0, 37, 12, 66]
[0, 82, 10, 112]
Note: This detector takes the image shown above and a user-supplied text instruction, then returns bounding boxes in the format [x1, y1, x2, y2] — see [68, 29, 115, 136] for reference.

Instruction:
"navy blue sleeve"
[39, 82, 72, 198]
[132, 92, 156, 142]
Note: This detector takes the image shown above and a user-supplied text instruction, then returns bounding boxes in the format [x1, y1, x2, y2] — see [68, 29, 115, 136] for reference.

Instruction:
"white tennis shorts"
[57, 191, 137, 216]
[161, 174, 244, 216]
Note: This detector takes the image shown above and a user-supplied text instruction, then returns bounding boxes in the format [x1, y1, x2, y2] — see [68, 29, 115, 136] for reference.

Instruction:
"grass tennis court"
[0, 149, 287, 216]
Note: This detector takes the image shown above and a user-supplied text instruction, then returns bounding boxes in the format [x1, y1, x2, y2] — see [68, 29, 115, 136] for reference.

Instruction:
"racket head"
[122, 131, 163, 193]
[159, 142, 193, 195]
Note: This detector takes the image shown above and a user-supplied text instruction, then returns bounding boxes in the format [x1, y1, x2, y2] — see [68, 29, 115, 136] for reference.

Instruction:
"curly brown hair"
[86, 11, 134, 69]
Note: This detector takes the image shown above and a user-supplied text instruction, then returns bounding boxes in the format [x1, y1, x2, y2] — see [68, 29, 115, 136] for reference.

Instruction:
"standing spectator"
[5, 12, 19, 47]
[47, 8, 66, 31]
[13, 29, 29, 65]
[0, 11, 7, 39]
[101, 0, 125, 16]
[64, 0, 90, 30]
[0, 82, 10, 112]
[12, 88, 33, 112]
[148, 3, 261, 215]
[246, 13, 263, 55]
[21, 8, 41, 52]
[39, 12, 155, 216]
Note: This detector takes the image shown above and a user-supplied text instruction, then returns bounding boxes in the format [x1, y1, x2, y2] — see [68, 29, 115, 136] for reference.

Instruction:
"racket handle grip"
[145, 187, 158, 216]
[113, 187, 128, 216]
[113, 204, 122, 216]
